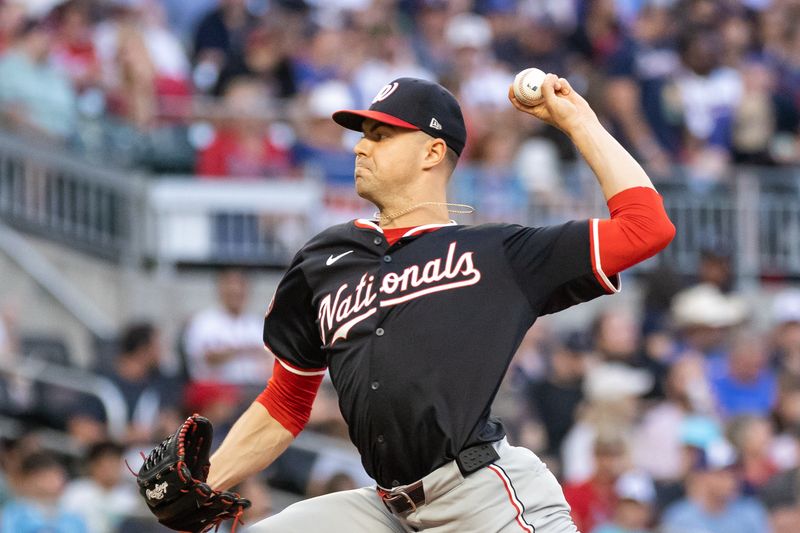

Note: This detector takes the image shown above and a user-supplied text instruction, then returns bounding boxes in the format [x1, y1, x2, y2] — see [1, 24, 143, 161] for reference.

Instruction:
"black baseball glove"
[137, 414, 251, 532]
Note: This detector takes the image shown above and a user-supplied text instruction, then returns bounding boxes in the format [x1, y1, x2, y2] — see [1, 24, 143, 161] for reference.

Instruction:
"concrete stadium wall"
[0, 235, 284, 369]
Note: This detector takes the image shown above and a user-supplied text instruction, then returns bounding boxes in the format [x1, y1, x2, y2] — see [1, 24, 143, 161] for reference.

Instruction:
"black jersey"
[263, 218, 619, 488]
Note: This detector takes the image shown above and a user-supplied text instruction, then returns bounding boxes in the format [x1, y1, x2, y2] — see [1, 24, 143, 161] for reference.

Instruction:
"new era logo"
[429, 118, 442, 130]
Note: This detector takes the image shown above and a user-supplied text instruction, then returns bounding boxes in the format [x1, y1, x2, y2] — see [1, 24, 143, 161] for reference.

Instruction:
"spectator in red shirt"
[564, 432, 629, 533]
[728, 415, 779, 494]
[94, 1, 191, 129]
[196, 76, 291, 178]
[50, 1, 101, 93]
[0, 1, 26, 55]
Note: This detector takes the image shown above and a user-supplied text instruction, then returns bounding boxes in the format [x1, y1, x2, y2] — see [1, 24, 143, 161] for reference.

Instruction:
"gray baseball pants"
[246, 438, 579, 532]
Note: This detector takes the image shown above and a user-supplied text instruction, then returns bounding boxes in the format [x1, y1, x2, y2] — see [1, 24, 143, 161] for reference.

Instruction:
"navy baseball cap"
[333, 78, 467, 156]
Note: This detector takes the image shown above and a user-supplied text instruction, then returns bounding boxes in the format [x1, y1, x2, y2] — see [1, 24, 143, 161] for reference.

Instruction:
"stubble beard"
[354, 168, 387, 211]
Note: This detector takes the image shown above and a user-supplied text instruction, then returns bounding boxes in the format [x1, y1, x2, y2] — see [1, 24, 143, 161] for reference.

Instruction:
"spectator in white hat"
[677, 277, 746, 319]
[445, 12, 513, 111]
[561, 363, 653, 483]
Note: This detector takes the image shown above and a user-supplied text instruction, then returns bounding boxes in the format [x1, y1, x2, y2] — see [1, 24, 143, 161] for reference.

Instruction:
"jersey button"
[377, 434, 385, 443]
[383, 255, 392, 263]
[391, 480, 400, 487]
[375, 328, 385, 336]
[373, 237, 383, 245]
[371, 381, 380, 390]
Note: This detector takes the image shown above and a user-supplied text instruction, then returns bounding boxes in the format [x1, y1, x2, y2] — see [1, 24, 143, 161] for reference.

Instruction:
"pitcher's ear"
[421, 137, 447, 171]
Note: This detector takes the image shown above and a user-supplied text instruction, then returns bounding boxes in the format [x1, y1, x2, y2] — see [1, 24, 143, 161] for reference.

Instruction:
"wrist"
[207, 455, 238, 491]
[565, 115, 604, 142]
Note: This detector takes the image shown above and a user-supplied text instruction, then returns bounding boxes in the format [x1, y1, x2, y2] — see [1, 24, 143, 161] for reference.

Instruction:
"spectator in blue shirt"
[192, 0, 257, 92]
[604, 3, 682, 176]
[661, 439, 771, 533]
[708, 330, 777, 418]
[0, 17, 77, 141]
[1, 451, 87, 533]
[292, 80, 357, 187]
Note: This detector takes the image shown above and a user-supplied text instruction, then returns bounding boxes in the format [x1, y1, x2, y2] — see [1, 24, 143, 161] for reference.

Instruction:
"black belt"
[378, 442, 500, 515]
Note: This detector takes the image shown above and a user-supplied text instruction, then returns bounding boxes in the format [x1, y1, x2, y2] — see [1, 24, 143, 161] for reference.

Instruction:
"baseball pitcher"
[195, 75, 674, 532]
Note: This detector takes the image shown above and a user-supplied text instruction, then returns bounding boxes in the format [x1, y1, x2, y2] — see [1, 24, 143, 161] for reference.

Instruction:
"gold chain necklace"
[375, 201, 475, 224]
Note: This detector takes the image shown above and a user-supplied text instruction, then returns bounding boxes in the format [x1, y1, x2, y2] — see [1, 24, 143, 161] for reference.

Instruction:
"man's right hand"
[508, 74, 599, 137]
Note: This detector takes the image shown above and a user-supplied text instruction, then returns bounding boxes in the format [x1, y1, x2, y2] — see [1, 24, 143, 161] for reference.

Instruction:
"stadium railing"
[0, 130, 147, 265]
[147, 176, 323, 269]
[0, 355, 128, 441]
[1, 131, 799, 278]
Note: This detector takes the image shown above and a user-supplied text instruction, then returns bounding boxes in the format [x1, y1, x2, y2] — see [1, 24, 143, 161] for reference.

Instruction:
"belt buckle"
[391, 491, 418, 513]
[381, 488, 418, 514]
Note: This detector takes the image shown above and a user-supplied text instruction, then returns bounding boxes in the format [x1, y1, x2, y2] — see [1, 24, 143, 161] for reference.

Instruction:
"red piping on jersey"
[353, 219, 457, 245]
[273, 355, 326, 376]
[592, 186, 675, 290]
[487, 465, 535, 533]
[589, 219, 619, 294]
[256, 359, 324, 436]
[354, 218, 383, 233]
[401, 221, 457, 237]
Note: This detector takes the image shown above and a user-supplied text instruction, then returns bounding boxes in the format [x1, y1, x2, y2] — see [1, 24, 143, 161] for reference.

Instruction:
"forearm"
[207, 402, 293, 491]
[568, 117, 656, 200]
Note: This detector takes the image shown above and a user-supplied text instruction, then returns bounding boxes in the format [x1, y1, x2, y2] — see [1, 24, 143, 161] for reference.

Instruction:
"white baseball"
[513, 68, 546, 106]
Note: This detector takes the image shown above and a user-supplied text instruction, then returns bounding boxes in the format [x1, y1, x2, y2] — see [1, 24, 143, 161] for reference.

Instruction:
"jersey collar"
[354, 219, 457, 237]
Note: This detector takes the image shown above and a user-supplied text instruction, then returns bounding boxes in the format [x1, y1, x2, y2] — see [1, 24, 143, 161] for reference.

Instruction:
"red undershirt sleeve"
[591, 186, 675, 285]
[256, 358, 325, 437]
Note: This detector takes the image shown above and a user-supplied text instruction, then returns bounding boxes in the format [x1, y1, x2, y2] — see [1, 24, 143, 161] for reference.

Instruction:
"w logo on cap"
[372, 82, 399, 103]
[332, 77, 466, 156]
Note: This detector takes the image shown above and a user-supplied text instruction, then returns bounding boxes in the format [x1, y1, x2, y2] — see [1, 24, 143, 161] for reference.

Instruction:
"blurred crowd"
[0, 269, 282, 532]
[0, 266, 379, 532]
[0, 0, 797, 213]
[506, 246, 800, 533]
[487, 245, 800, 533]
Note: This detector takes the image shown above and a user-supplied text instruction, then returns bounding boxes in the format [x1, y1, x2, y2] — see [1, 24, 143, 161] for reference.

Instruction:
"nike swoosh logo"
[326, 250, 354, 266]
